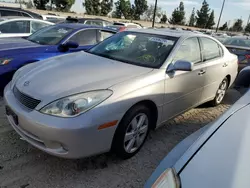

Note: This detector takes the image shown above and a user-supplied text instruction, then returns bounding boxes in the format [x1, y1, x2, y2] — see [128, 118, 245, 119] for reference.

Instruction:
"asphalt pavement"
[0, 89, 242, 188]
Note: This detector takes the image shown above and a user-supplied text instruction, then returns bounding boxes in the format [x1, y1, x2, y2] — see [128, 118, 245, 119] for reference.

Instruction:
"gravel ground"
[0, 90, 242, 188]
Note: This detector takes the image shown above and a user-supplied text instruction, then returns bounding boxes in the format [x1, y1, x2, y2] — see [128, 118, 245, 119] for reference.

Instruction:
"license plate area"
[5, 106, 19, 125]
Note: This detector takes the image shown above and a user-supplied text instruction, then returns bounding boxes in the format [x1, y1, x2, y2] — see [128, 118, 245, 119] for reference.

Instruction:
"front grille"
[13, 86, 41, 110]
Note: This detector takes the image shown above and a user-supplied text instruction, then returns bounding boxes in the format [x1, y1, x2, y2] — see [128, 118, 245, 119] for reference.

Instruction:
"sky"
[71, 0, 250, 27]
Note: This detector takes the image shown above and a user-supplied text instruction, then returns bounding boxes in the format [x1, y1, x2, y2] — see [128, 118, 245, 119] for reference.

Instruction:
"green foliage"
[219, 22, 228, 31]
[133, 0, 148, 20]
[245, 23, 250, 33]
[33, 0, 49, 10]
[112, 0, 132, 19]
[54, 0, 75, 11]
[83, 0, 101, 15]
[206, 10, 215, 29]
[231, 19, 243, 32]
[189, 8, 196, 27]
[100, 0, 113, 16]
[169, 1, 185, 25]
[160, 14, 167, 24]
[196, 0, 210, 28]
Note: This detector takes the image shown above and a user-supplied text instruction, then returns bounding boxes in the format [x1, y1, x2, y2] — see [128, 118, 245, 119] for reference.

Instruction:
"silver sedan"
[4, 29, 238, 159]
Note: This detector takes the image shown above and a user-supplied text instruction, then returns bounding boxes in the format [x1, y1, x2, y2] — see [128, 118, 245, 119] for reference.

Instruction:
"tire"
[112, 105, 152, 159]
[210, 77, 229, 106]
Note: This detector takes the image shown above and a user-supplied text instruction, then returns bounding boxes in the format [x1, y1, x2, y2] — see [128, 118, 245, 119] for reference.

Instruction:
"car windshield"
[88, 31, 177, 68]
[223, 38, 250, 48]
[27, 25, 73, 45]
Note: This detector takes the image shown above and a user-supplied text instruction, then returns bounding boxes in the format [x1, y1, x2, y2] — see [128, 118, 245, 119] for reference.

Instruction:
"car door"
[0, 20, 31, 38]
[162, 37, 206, 121]
[199, 37, 226, 102]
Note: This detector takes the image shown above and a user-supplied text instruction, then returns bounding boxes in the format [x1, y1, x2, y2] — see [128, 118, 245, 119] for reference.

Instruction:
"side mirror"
[58, 41, 79, 52]
[167, 60, 193, 73]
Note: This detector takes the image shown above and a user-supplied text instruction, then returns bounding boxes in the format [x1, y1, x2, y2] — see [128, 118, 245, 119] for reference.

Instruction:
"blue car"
[0, 23, 116, 90]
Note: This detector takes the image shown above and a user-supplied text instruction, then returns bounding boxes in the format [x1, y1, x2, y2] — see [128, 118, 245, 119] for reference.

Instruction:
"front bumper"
[4, 83, 121, 159]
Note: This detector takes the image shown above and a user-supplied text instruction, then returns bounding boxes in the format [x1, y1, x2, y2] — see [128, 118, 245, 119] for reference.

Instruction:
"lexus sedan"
[4, 29, 238, 159]
[145, 86, 249, 188]
[0, 24, 116, 90]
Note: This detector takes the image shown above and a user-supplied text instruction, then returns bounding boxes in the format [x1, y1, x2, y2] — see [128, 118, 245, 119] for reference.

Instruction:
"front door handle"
[198, 70, 206, 75]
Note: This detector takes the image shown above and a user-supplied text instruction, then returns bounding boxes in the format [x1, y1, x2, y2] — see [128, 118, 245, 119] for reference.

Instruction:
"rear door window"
[31, 21, 49, 33]
[201, 37, 221, 61]
[0, 10, 19, 16]
[97, 30, 115, 42]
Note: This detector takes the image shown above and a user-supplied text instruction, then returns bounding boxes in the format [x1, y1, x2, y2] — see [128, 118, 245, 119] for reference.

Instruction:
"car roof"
[0, 7, 42, 19]
[129, 28, 204, 38]
[0, 16, 53, 24]
[56, 23, 116, 31]
[66, 17, 110, 22]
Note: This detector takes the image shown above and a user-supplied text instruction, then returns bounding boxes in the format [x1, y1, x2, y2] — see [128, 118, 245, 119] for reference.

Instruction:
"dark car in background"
[0, 6, 42, 19]
[223, 36, 250, 71]
[0, 24, 116, 91]
[64, 17, 112, 27]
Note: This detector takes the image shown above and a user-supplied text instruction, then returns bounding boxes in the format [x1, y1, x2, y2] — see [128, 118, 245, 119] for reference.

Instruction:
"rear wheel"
[210, 77, 228, 106]
[112, 105, 152, 159]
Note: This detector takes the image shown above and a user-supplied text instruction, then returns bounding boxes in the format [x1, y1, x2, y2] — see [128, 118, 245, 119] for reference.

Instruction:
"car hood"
[15, 51, 153, 104]
[0, 37, 41, 51]
[179, 101, 250, 188]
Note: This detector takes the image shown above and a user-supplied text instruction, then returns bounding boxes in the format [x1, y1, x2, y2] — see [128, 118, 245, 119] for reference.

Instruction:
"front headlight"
[40, 90, 113, 117]
[0, 58, 12, 66]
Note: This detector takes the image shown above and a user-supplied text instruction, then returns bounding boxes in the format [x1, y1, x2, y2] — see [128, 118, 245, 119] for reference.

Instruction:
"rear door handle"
[198, 70, 206, 75]
[223, 63, 228, 67]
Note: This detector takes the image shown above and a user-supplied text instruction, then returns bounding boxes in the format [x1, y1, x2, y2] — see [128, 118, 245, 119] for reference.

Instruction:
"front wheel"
[112, 105, 152, 159]
[210, 77, 228, 106]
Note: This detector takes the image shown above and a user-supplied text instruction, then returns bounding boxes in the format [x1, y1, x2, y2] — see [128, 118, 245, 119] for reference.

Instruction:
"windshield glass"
[223, 38, 250, 48]
[27, 25, 73, 45]
[88, 31, 177, 68]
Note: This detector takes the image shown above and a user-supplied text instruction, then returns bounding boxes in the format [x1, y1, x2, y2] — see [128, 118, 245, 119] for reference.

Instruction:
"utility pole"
[216, 0, 226, 32]
[152, 0, 158, 28]
[247, 14, 250, 26]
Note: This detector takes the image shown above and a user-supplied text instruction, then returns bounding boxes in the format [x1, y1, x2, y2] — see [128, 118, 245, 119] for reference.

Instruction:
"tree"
[100, 0, 113, 16]
[231, 19, 243, 32]
[169, 1, 185, 25]
[54, 0, 75, 11]
[144, 4, 162, 21]
[196, 0, 210, 28]
[206, 10, 215, 29]
[112, 0, 132, 19]
[83, 0, 101, 15]
[189, 8, 196, 27]
[219, 22, 228, 31]
[133, 0, 148, 20]
[160, 14, 167, 24]
[33, 0, 49, 10]
[245, 23, 250, 33]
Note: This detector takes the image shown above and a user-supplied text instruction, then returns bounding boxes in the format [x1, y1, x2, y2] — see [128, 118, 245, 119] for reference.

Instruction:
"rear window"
[223, 38, 250, 48]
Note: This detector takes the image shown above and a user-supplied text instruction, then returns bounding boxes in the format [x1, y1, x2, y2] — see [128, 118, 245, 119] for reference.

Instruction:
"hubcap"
[216, 80, 227, 104]
[124, 113, 149, 153]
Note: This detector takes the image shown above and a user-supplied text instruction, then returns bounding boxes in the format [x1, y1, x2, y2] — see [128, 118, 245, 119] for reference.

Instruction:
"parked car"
[4, 30, 238, 159]
[0, 6, 42, 19]
[0, 24, 116, 89]
[222, 36, 250, 71]
[0, 17, 53, 38]
[41, 14, 66, 23]
[64, 17, 112, 27]
[113, 22, 143, 29]
[145, 83, 250, 188]
[105, 25, 127, 32]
